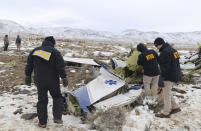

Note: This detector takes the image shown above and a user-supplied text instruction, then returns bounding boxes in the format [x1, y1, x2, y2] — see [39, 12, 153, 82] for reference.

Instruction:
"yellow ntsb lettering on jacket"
[33, 50, 51, 61]
[173, 52, 179, 59]
[146, 54, 154, 61]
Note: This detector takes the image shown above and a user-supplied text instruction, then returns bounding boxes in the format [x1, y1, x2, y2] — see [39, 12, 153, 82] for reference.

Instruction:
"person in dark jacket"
[25, 36, 68, 128]
[137, 43, 160, 96]
[15, 35, 21, 51]
[3, 35, 9, 51]
[154, 37, 181, 118]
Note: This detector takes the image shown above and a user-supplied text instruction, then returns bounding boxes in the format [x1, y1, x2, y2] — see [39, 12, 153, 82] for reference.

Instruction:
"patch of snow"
[0, 62, 5, 64]
[179, 56, 188, 63]
[70, 43, 83, 48]
[0, 70, 6, 73]
[180, 64, 195, 70]
[0, 42, 4, 47]
[70, 69, 76, 73]
[190, 54, 199, 61]
[178, 50, 190, 54]
[123, 105, 154, 131]
[64, 52, 74, 57]
[64, 50, 86, 57]
[93, 51, 114, 56]
[114, 46, 129, 53]
[0, 85, 90, 130]
[123, 84, 201, 131]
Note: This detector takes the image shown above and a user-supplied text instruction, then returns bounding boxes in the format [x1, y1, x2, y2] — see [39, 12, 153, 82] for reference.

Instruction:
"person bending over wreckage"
[136, 43, 160, 96]
[25, 36, 68, 128]
[154, 37, 181, 118]
[111, 48, 143, 84]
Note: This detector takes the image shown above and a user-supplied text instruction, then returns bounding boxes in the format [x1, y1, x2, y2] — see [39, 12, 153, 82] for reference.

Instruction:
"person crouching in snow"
[154, 37, 181, 118]
[25, 36, 68, 128]
[137, 43, 160, 96]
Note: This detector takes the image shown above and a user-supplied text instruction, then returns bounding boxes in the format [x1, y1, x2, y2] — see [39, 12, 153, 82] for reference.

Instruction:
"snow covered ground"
[0, 84, 201, 131]
[0, 85, 90, 131]
[123, 84, 201, 131]
[0, 39, 201, 131]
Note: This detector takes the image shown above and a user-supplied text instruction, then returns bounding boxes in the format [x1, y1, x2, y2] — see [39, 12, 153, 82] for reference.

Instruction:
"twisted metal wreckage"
[62, 45, 201, 117]
[62, 49, 143, 117]
[181, 43, 201, 83]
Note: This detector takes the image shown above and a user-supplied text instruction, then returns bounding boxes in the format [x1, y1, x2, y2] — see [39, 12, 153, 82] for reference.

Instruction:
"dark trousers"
[36, 83, 63, 125]
[4, 44, 8, 51]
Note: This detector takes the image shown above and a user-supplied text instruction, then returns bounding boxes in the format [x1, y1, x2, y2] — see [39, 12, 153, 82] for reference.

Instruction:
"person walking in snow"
[3, 35, 9, 51]
[25, 36, 68, 128]
[15, 35, 21, 51]
[154, 37, 181, 118]
[137, 43, 160, 96]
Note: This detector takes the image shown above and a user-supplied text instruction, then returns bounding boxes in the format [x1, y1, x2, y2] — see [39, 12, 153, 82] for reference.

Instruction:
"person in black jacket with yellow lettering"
[154, 37, 181, 118]
[25, 36, 68, 128]
[137, 43, 160, 96]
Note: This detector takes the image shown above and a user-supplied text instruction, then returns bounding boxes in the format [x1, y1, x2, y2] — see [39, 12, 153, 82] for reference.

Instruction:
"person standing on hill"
[15, 35, 21, 51]
[137, 43, 160, 96]
[154, 37, 181, 118]
[3, 35, 9, 51]
[25, 36, 68, 128]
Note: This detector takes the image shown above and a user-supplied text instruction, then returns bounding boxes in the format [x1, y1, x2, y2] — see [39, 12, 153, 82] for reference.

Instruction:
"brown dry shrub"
[86, 108, 126, 131]
[181, 74, 196, 84]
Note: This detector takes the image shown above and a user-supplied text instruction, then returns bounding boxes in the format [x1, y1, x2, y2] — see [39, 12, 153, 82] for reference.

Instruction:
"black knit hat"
[154, 37, 165, 46]
[45, 36, 56, 45]
[137, 43, 146, 52]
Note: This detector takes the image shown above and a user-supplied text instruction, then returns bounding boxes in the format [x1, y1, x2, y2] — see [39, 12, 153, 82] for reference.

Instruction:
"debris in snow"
[192, 86, 201, 89]
[13, 108, 23, 115]
[86, 108, 126, 131]
[21, 113, 37, 120]
[172, 87, 186, 94]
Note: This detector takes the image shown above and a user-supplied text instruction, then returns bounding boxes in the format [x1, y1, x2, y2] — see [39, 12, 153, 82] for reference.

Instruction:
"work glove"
[157, 87, 163, 94]
[141, 69, 144, 74]
[25, 76, 31, 86]
[62, 78, 68, 87]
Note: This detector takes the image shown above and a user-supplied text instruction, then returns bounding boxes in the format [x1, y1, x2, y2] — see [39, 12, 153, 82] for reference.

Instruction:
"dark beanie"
[137, 43, 146, 52]
[154, 37, 165, 46]
[45, 36, 56, 45]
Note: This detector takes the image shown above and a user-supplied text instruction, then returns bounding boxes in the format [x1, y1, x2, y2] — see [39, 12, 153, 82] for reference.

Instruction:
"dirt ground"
[0, 38, 130, 92]
[0, 53, 27, 87]
[0, 49, 97, 94]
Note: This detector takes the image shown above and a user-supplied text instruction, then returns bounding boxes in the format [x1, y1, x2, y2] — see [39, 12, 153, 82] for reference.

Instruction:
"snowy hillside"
[0, 20, 27, 33]
[28, 27, 115, 40]
[119, 29, 201, 45]
[0, 19, 201, 45]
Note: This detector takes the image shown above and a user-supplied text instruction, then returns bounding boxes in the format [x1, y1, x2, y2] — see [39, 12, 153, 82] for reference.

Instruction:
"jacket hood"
[42, 40, 55, 47]
[137, 43, 147, 52]
[154, 37, 165, 47]
[159, 43, 169, 52]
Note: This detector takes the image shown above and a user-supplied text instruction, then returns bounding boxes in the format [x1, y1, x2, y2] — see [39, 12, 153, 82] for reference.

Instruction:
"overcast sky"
[0, 0, 201, 33]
